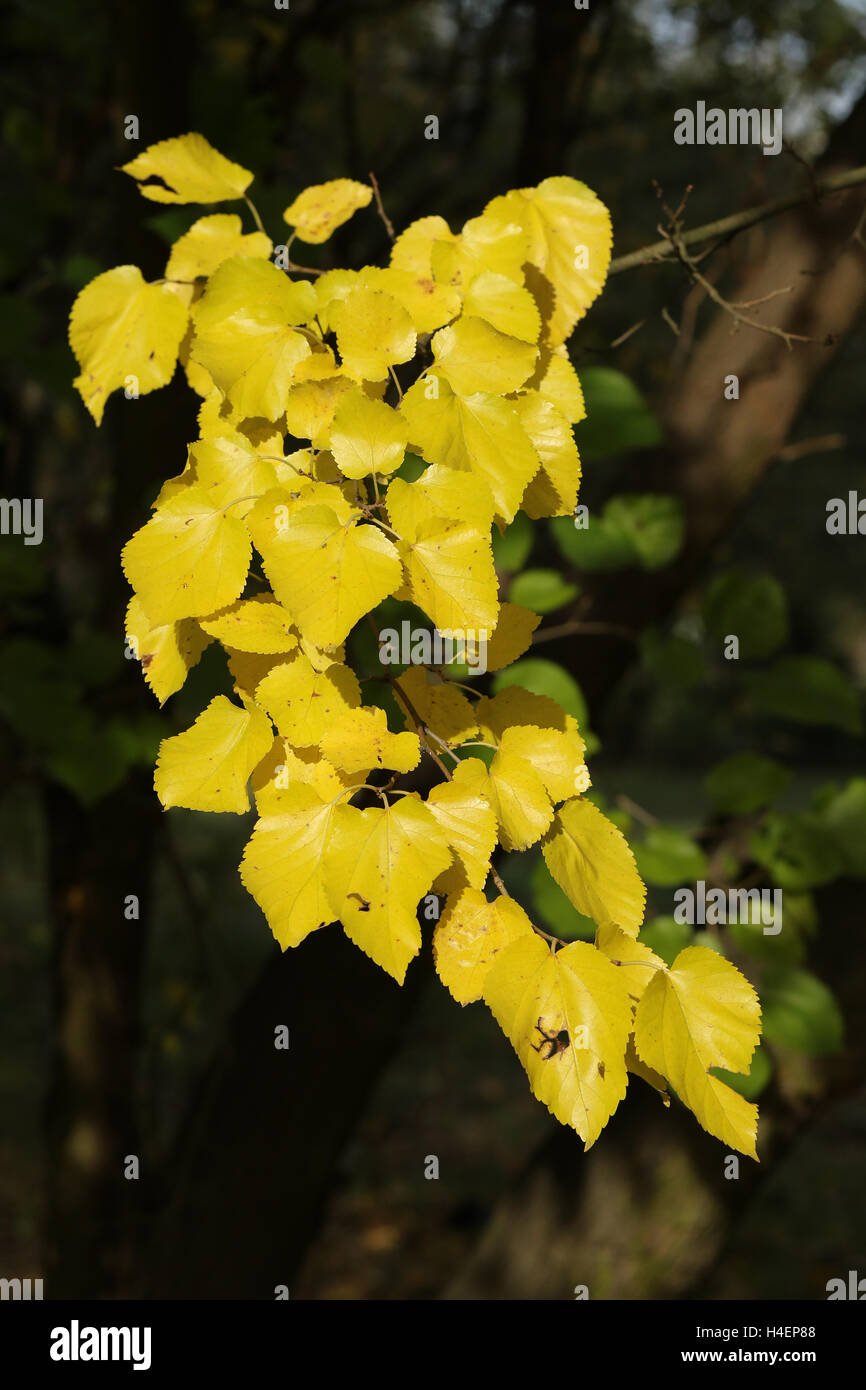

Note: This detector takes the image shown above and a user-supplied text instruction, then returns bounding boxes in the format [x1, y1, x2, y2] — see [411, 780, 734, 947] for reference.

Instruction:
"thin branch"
[532, 619, 638, 645]
[244, 194, 267, 237]
[369, 169, 395, 242]
[609, 165, 866, 275]
[662, 225, 817, 350]
[777, 432, 846, 462]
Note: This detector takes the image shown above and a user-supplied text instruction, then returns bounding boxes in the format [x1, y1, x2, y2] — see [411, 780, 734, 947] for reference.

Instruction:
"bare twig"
[369, 169, 395, 242]
[777, 432, 846, 462]
[532, 619, 638, 646]
[609, 165, 866, 275]
[661, 225, 817, 350]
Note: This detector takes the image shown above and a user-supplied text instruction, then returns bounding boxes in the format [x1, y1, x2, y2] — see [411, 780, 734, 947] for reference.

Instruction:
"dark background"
[1, 0, 865, 1299]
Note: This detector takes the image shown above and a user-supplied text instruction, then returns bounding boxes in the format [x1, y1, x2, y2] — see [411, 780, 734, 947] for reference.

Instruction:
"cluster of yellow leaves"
[73, 133, 762, 1159]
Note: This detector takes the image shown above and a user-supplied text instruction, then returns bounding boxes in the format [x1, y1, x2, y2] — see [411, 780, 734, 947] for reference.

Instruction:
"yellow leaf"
[393, 667, 478, 747]
[542, 798, 646, 937]
[476, 686, 576, 741]
[69, 266, 188, 424]
[396, 516, 499, 636]
[431, 211, 529, 291]
[190, 258, 315, 420]
[457, 751, 553, 852]
[633, 945, 761, 1159]
[284, 374, 355, 449]
[121, 486, 251, 625]
[461, 271, 541, 343]
[165, 213, 272, 280]
[360, 264, 461, 335]
[121, 133, 254, 204]
[400, 374, 538, 524]
[484, 177, 612, 347]
[329, 389, 409, 480]
[251, 738, 363, 813]
[528, 348, 586, 424]
[198, 595, 298, 654]
[255, 651, 361, 745]
[516, 393, 581, 519]
[125, 596, 211, 705]
[434, 889, 534, 1003]
[432, 317, 537, 396]
[249, 500, 402, 648]
[320, 707, 420, 774]
[625, 1036, 670, 1104]
[226, 648, 285, 701]
[314, 268, 360, 334]
[426, 777, 498, 895]
[391, 215, 452, 276]
[387, 464, 495, 537]
[283, 178, 372, 244]
[240, 785, 339, 947]
[498, 724, 588, 804]
[323, 797, 452, 982]
[334, 288, 416, 382]
[485, 603, 540, 671]
[154, 694, 272, 813]
[484, 935, 633, 1148]
[595, 922, 666, 1009]
[181, 429, 279, 515]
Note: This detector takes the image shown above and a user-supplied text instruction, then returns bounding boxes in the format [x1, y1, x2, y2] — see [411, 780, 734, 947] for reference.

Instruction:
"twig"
[610, 318, 646, 349]
[616, 794, 659, 828]
[532, 619, 638, 645]
[609, 165, 866, 275]
[661, 225, 816, 350]
[660, 305, 681, 337]
[777, 432, 846, 462]
[244, 194, 267, 237]
[369, 169, 395, 242]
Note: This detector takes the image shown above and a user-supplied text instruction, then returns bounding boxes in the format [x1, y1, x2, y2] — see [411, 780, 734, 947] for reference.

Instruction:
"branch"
[368, 169, 395, 242]
[609, 165, 866, 275]
[662, 225, 822, 350]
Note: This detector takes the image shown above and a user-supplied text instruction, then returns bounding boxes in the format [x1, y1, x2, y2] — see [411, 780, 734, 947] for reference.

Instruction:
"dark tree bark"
[136, 928, 433, 1299]
[42, 777, 159, 1297]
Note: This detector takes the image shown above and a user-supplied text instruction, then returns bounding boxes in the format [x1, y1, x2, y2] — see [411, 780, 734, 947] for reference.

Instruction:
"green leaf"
[509, 568, 579, 614]
[728, 893, 806, 966]
[491, 657, 598, 753]
[747, 656, 862, 736]
[641, 630, 705, 689]
[632, 826, 708, 887]
[704, 752, 791, 816]
[713, 1044, 772, 1101]
[395, 449, 428, 484]
[551, 494, 683, 573]
[530, 857, 595, 940]
[607, 495, 684, 570]
[702, 571, 788, 659]
[573, 367, 663, 459]
[549, 509, 635, 571]
[492, 510, 533, 572]
[638, 914, 692, 966]
[761, 969, 844, 1056]
[815, 779, 866, 877]
[750, 811, 844, 891]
